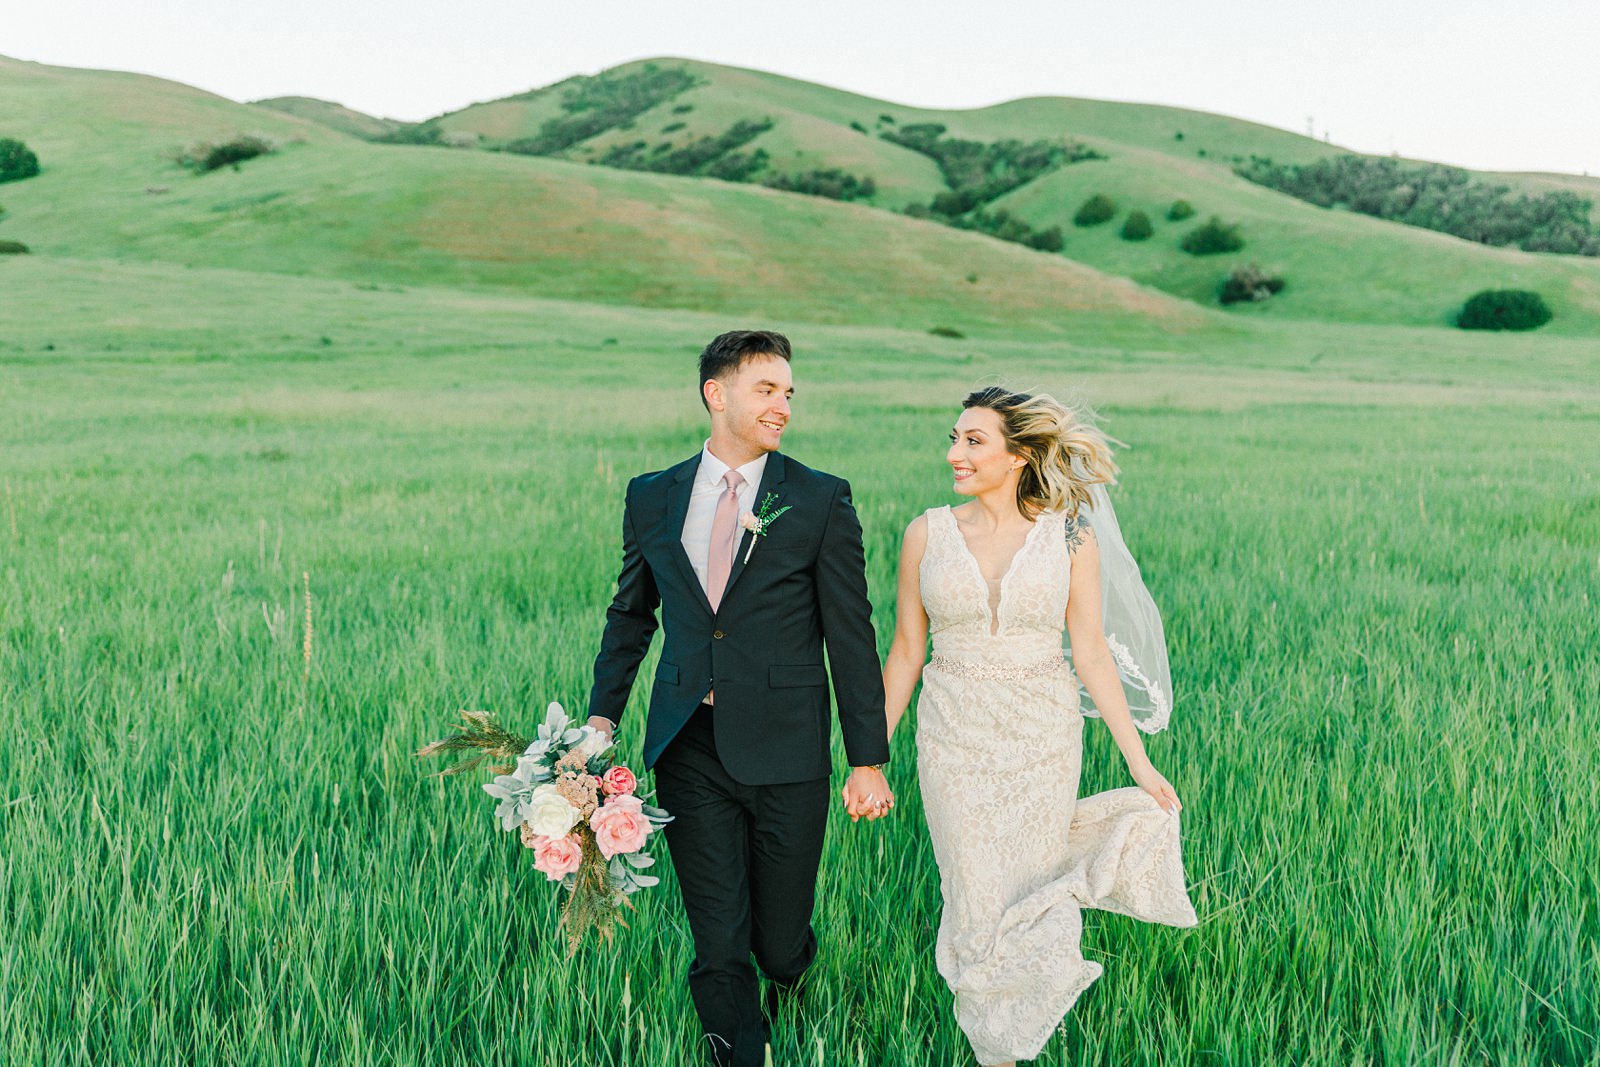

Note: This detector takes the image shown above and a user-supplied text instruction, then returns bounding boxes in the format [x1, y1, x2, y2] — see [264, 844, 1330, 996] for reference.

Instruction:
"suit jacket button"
[712, 630, 725, 639]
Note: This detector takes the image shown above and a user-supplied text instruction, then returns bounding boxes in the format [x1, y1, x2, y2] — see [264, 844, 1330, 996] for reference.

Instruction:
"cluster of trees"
[592, 120, 876, 201]
[174, 135, 275, 173]
[504, 64, 700, 157]
[1073, 195, 1203, 246]
[1236, 154, 1600, 256]
[949, 209, 1064, 251]
[885, 123, 1102, 216]
[762, 169, 877, 202]
[1, 138, 40, 183]
[598, 119, 773, 176]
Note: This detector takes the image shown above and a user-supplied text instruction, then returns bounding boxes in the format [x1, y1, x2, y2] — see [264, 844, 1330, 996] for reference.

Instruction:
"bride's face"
[947, 406, 1022, 496]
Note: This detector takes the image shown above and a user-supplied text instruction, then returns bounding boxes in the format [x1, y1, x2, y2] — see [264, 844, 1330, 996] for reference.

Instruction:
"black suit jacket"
[587, 451, 890, 785]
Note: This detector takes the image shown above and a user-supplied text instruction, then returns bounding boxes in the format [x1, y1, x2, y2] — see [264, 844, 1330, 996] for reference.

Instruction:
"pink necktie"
[705, 469, 745, 612]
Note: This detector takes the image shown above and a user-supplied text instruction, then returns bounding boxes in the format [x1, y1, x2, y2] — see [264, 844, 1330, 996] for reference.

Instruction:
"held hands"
[841, 766, 894, 823]
[585, 716, 617, 742]
[1128, 758, 1182, 815]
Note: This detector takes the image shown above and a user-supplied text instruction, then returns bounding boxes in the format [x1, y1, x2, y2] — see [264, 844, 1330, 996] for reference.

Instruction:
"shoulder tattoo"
[1063, 514, 1089, 554]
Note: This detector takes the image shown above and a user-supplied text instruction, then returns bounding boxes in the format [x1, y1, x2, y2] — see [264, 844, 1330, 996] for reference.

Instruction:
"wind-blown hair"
[962, 386, 1118, 519]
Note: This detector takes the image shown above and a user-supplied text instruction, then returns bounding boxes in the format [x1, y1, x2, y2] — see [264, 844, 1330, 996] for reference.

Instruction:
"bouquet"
[417, 702, 672, 952]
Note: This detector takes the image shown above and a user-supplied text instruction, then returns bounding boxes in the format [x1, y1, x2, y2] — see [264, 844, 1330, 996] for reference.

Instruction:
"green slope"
[251, 96, 405, 140]
[0, 55, 1205, 338]
[436, 57, 1600, 333]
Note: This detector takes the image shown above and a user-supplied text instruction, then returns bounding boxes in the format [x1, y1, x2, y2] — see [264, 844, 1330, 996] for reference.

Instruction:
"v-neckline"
[946, 505, 1042, 636]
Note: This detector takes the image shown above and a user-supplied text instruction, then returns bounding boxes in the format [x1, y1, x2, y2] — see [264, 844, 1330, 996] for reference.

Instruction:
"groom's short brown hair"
[698, 330, 792, 410]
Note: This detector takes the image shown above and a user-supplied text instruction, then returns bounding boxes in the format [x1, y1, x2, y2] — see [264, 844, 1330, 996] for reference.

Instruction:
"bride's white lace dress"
[916, 505, 1198, 1064]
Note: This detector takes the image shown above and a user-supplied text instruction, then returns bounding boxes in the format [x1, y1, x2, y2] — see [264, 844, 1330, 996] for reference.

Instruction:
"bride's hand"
[1128, 760, 1182, 815]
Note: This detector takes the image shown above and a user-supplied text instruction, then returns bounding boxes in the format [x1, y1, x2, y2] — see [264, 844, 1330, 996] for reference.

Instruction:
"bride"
[867, 386, 1198, 1066]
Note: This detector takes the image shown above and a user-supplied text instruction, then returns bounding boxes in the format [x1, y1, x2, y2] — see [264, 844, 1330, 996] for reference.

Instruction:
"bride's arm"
[882, 515, 930, 743]
[1065, 523, 1182, 814]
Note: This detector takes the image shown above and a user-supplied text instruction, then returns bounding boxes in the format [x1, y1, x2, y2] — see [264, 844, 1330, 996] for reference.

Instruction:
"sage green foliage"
[2, 256, 1597, 1066]
[1121, 210, 1154, 241]
[1456, 288, 1553, 331]
[1181, 216, 1245, 255]
[0, 136, 40, 182]
[1074, 193, 1117, 226]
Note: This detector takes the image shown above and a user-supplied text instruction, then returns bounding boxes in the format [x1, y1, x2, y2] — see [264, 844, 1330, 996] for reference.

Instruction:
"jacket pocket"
[769, 664, 826, 688]
[656, 662, 680, 686]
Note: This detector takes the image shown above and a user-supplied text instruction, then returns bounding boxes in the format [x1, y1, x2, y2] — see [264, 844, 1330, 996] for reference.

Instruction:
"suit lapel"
[662, 455, 714, 615]
[719, 452, 786, 607]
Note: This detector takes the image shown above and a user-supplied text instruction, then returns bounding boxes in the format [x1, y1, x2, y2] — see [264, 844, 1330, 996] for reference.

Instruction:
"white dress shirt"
[681, 442, 768, 595]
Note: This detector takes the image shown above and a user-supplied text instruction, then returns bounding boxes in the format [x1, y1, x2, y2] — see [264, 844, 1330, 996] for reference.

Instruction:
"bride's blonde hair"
[962, 386, 1118, 519]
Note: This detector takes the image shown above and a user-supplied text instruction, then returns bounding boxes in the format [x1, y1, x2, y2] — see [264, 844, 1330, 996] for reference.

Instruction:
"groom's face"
[708, 354, 793, 455]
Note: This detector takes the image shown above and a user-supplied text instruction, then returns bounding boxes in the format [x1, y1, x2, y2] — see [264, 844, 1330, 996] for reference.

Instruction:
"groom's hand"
[585, 715, 617, 742]
[841, 766, 893, 823]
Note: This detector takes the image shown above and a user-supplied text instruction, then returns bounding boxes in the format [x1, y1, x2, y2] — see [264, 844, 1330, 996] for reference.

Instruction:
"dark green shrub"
[0, 139, 41, 183]
[879, 114, 896, 125]
[373, 123, 445, 146]
[176, 135, 275, 172]
[1219, 263, 1285, 304]
[671, 104, 694, 115]
[1181, 216, 1244, 254]
[1121, 210, 1153, 241]
[850, 121, 868, 134]
[929, 326, 964, 338]
[1073, 194, 1116, 226]
[0, 239, 29, 254]
[1026, 225, 1065, 252]
[1167, 199, 1196, 221]
[1456, 289, 1552, 331]
[660, 122, 686, 134]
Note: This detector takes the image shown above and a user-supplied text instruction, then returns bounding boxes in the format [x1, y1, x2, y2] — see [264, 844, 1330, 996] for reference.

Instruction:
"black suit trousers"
[652, 705, 828, 1067]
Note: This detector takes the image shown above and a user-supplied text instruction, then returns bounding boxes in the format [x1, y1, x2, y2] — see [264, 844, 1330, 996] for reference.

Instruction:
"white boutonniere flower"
[738, 492, 792, 563]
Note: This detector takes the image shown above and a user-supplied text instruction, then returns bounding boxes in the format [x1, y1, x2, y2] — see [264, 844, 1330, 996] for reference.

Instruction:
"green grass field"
[2, 252, 1597, 1065]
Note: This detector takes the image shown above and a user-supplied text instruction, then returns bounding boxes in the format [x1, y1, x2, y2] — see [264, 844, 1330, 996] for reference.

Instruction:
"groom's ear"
[703, 376, 725, 412]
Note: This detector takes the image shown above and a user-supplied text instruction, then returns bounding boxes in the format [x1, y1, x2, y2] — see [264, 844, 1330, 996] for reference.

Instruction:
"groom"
[586, 330, 892, 1066]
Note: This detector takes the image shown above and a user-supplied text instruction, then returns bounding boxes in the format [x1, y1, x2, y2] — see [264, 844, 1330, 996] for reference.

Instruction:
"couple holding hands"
[585, 330, 1197, 1067]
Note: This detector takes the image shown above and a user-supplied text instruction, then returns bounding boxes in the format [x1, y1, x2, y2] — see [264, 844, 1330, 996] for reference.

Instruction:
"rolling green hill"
[2, 52, 1597, 335]
[435, 57, 1600, 332]
[0, 55, 1202, 337]
[251, 95, 406, 141]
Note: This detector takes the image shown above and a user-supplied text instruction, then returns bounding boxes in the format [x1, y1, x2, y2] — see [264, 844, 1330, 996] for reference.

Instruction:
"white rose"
[569, 727, 612, 764]
[524, 784, 580, 838]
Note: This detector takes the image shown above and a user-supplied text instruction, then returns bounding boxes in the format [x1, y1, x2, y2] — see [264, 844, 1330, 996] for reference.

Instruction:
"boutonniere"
[738, 492, 792, 563]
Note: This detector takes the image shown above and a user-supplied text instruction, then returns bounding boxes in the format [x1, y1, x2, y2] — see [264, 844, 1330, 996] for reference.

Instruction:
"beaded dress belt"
[928, 653, 1067, 681]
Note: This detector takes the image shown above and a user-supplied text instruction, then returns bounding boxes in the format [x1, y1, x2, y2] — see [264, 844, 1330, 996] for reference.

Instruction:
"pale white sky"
[8, 0, 1599, 176]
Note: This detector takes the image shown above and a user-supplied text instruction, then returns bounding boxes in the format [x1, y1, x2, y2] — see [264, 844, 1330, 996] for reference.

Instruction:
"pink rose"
[528, 832, 584, 881]
[589, 794, 652, 858]
[601, 765, 637, 796]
